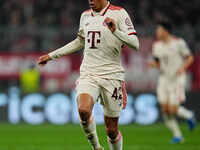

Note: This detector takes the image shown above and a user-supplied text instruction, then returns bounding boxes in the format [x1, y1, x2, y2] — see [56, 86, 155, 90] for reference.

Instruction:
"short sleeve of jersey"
[118, 9, 137, 35]
[178, 39, 191, 57]
[77, 13, 85, 39]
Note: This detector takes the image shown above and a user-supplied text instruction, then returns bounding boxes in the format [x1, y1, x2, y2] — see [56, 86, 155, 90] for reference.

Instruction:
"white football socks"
[170, 117, 182, 137]
[80, 116, 101, 150]
[177, 106, 193, 120]
[108, 132, 123, 150]
[163, 115, 182, 137]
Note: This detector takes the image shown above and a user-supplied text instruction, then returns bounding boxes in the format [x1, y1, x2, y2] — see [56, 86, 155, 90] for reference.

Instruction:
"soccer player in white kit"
[149, 21, 195, 144]
[38, 0, 139, 149]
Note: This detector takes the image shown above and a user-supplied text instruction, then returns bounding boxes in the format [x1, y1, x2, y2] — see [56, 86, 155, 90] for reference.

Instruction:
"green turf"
[0, 123, 199, 150]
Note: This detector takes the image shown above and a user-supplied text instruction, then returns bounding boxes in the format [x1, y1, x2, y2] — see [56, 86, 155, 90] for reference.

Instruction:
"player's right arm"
[148, 57, 160, 68]
[38, 13, 85, 66]
[38, 36, 84, 66]
[148, 42, 160, 69]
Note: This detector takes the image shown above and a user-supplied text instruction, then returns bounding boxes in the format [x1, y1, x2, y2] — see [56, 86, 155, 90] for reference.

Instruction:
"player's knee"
[78, 94, 94, 123]
[106, 127, 118, 140]
[78, 108, 91, 123]
[168, 104, 178, 115]
[162, 108, 168, 114]
[168, 107, 178, 115]
[161, 104, 168, 114]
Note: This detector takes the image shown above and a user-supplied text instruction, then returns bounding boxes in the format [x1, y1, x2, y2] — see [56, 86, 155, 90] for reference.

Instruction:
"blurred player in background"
[149, 21, 196, 144]
[38, 0, 139, 149]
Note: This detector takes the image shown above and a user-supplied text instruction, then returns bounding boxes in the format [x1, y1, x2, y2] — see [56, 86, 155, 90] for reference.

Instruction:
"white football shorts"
[76, 75, 127, 117]
[157, 75, 186, 106]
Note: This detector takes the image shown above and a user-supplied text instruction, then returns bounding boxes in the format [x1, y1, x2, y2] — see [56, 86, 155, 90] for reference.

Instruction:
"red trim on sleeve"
[128, 32, 137, 36]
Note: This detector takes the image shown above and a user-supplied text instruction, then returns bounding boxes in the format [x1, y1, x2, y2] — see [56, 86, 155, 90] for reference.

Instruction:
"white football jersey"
[78, 2, 137, 81]
[152, 37, 191, 80]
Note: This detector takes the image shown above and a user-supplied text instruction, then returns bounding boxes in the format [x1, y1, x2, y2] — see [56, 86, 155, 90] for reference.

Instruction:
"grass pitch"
[0, 123, 199, 150]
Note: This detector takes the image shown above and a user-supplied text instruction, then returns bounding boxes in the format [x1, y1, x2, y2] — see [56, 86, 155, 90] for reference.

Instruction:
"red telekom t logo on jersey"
[87, 31, 101, 49]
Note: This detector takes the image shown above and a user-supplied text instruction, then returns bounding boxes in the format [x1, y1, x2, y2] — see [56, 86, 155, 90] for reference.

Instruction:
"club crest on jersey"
[125, 18, 132, 26]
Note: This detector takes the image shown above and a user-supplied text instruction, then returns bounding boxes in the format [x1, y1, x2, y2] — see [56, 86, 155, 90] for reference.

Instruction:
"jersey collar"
[91, 2, 110, 17]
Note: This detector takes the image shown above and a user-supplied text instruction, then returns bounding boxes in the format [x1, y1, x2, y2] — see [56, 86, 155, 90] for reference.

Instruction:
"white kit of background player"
[150, 22, 195, 144]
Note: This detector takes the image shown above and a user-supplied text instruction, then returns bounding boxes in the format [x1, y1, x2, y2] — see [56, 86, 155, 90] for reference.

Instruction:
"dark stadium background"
[0, 0, 199, 150]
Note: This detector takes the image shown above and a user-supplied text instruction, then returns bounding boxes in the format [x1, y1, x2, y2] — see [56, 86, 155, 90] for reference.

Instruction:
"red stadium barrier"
[0, 48, 199, 91]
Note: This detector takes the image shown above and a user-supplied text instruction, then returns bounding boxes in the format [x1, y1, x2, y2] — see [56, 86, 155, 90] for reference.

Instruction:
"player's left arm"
[104, 9, 139, 50]
[177, 39, 194, 75]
